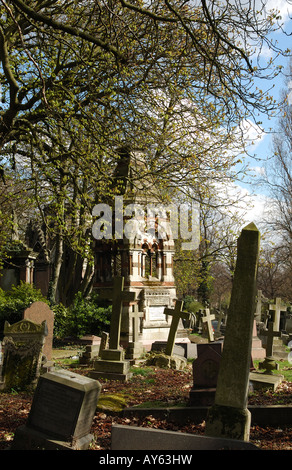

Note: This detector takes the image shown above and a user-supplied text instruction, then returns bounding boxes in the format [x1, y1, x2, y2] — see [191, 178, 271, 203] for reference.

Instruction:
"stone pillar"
[205, 223, 260, 442]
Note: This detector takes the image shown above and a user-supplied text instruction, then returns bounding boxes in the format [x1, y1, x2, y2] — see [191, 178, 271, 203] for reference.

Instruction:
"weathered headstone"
[79, 335, 104, 365]
[269, 297, 287, 332]
[163, 300, 190, 356]
[22, 301, 54, 361]
[89, 277, 135, 381]
[202, 308, 215, 342]
[0, 319, 47, 391]
[126, 304, 145, 360]
[98, 331, 109, 356]
[263, 322, 281, 358]
[205, 222, 260, 442]
[189, 342, 223, 406]
[11, 369, 101, 450]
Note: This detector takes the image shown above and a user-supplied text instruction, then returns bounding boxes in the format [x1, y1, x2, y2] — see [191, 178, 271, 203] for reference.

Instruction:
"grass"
[253, 359, 292, 381]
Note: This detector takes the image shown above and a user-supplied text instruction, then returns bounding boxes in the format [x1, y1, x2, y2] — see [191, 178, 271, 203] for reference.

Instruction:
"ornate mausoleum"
[92, 149, 179, 348]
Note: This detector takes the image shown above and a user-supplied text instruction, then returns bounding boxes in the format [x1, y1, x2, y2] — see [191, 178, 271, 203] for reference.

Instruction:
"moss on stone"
[96, 393, 128, 413]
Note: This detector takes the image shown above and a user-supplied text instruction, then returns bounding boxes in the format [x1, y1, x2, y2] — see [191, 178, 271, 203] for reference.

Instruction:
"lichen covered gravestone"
[0, 319, 47, 391]
[205, 222, 260, 442]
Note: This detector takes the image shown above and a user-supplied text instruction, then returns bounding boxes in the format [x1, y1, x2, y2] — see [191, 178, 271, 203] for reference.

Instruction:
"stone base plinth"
[11, 425, 93, 450]
[205, 404, 251, 442]
[189, 388, 216, 406]
[89, 349, 132, 382]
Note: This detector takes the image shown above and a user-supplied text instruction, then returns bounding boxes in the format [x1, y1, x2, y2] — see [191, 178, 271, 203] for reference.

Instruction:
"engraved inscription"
[28, 379, 84, 440]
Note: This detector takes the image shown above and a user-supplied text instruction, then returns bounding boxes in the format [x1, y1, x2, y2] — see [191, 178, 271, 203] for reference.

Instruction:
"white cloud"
[240, 119, 266, 148]
[265, 0, 292, 24]
[250, 166, 266, 176]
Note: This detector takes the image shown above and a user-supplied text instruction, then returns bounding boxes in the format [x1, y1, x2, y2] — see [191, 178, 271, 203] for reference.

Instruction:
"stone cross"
[129, 304, 143, 343]
[126, 304, 145, 360]
[164, 300, 190, 356]
[269, 297, 287, 332]
[206, 222, 260, 442]
[202, 308, 215, 342]
[98, 276, 136, 350]
[262, 322, 281, 357]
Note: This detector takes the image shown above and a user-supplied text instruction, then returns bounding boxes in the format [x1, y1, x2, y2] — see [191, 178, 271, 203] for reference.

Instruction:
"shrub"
[53, 291, 111, 339]
[183, 295, 204, 313]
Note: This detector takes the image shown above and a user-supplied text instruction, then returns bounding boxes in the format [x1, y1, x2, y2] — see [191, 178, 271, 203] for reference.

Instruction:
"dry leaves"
[0, 365, 291, 450]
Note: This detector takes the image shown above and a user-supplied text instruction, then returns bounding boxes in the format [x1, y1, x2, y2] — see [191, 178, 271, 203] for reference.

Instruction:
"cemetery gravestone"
[90, 277, 135, 381]
[126, 304, 145, 360]
[263, 322, 281, 358]
[0, 319, 47, 391]
[269, 297, 287, 332]
[12, 369, 101, 450]
[163, 300, 190, 356]
[202, 308, 215, 342]
[23, 301, 54, 361]
[205, 222, 260, 442]
[189, 342, 223, 406]
[99, 331, 109, 356]
[250, 322, 284, 390]
[146, 301, 190, 369]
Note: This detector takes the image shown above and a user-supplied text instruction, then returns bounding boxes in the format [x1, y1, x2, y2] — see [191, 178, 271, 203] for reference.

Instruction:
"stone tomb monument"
[147, 300, 190, 369]
[22, 301, 54, 362]
[0, 319, 47, 391]
[89, 276, 135, 381]
[12, 369, 101, 450]
[205, 222, 260, 442]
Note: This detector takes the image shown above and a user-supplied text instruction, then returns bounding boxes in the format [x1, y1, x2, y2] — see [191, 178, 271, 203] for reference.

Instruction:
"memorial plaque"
[149, 305, 167, 321]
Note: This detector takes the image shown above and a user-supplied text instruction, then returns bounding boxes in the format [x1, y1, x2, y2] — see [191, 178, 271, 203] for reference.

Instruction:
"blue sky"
[233, 1, 292, 228]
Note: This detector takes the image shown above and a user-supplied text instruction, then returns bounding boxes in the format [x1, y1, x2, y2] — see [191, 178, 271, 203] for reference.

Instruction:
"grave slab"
[111, 424, 259, 450]
[249, 371, 284, 391]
